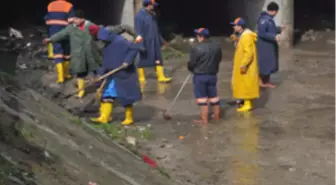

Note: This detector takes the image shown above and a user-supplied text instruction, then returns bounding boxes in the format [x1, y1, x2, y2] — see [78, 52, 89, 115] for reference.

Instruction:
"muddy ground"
[0, 29, 335, 185]
[39, 32, 335, 184]
[133, 38, 335, 185]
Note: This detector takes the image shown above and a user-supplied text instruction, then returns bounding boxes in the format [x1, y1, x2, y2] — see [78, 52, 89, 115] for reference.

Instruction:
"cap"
[230, 17, 245, 26]
[194, 28, 210, 37]
[143, 0, 159, 7]
[74, 10, 85, 18]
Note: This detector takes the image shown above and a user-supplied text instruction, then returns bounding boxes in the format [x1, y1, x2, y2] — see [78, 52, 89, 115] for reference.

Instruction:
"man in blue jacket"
[134, 0, 172, 83]
[257, 1, 281, 88]
[91, 28, 142, 126]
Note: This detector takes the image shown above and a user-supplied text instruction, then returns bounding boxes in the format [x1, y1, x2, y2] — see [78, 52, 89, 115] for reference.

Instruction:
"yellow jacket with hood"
[232, 29, 260, 99]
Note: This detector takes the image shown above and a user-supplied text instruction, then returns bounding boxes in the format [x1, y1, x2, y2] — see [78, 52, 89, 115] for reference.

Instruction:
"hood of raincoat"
[242, 29, 258, 42]
[97, 27, 118, 42]
[259, 11, 274, 22]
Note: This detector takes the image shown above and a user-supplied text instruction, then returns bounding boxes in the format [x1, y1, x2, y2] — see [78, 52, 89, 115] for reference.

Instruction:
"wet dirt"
[127, 40, 334, 185]
[4, 32, 335, 185]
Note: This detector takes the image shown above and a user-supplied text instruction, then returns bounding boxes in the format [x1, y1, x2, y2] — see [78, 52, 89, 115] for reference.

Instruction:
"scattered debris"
[126, 136, 137, 146]
[300, 29, 319, 42]
[9, 28, 24, 39]
[143, 155, 158, 168]
[289, 167, 296, 172]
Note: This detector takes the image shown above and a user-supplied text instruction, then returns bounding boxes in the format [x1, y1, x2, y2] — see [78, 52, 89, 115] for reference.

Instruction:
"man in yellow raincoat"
[231, 18, 260, 112]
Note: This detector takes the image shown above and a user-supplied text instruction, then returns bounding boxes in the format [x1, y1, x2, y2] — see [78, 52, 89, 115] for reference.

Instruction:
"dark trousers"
[77, 72, 88, 78]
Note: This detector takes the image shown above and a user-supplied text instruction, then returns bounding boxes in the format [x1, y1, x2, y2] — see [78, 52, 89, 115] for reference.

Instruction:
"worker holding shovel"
[90, 28, 142, 126]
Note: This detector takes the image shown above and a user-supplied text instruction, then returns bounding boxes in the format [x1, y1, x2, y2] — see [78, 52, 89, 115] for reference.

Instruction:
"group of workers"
[44, 0, 172, 125]
[188, 1, 281, 124]
[44, 0, 281, 125]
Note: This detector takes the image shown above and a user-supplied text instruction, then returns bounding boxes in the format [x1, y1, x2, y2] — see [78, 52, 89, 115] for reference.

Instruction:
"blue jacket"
[135, 8, 165, 67]
[256, 12, 279, 75]
[98, 28, 142, 106]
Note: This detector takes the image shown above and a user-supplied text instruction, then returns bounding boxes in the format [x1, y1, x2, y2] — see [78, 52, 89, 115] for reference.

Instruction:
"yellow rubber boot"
[48, 43, 53, 59]
[63, 61, 72, 80]
[55, 63, 64, 84]
[121, 106, 134, 126]
[76, 78, 85, 98]
[156, 65, 172, 83]
[237, 100, 252, 112]
[137, 68, 146, 83]
[90, 102, 113, 124]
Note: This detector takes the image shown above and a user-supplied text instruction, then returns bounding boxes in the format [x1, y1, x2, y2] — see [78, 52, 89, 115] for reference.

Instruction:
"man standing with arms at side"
[231, 18, 260, 112]
[134, 0, 172, 83]
[257, 1, 281, 88]
[45, 0, 75, 84]
[188, 28, 222, 124]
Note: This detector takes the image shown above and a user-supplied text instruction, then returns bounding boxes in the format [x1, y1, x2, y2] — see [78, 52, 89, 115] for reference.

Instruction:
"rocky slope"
[0, 33, 175, 185]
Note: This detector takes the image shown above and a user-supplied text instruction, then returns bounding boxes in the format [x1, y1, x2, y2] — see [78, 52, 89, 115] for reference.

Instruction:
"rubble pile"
[300, 29, 320, 42]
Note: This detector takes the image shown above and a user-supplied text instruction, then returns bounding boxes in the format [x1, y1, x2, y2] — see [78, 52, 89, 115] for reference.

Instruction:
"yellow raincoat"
[232, 29, 260, 100]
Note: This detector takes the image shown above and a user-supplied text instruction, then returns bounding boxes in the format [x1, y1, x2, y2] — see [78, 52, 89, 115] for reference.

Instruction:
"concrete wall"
[103, 0, 135, 26]
[120, 0, 135, 26]
[232, 0, 293, 47]
[117, 0, 293, 46]
[230, 0, 285, 29]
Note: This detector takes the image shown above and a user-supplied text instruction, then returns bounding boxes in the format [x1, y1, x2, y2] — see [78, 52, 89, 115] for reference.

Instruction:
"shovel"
[162, 74, 191, 120]
[62, 65, 126, 99]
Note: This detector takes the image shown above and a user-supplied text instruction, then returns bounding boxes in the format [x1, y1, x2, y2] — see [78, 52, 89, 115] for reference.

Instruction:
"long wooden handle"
[65, 65, 125, 98]
[96, 65, 125, 82]
[96, 79, 107, 99]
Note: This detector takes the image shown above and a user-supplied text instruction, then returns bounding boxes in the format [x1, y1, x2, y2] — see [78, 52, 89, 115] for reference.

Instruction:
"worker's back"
[190, 40, 222, 75]
[45, 0, 74, 36]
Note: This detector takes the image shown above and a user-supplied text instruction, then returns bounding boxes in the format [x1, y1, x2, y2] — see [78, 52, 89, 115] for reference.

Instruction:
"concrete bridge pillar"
[117, 0, 293, 47]
[228, 0, 293, 47]
[120, 0, 135, 26]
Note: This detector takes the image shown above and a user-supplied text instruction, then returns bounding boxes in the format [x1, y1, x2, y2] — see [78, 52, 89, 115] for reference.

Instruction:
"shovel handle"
[65, 65, 125, 98]
[96, 79, 107, 99]
[165, 74, 190, 112]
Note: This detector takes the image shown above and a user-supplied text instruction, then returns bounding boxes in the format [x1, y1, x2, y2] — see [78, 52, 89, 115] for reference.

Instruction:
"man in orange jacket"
[45, 0, 75, 84]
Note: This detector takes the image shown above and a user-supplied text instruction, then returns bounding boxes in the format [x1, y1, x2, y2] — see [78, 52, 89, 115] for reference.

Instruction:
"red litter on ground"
[143, 155, 158, 168]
